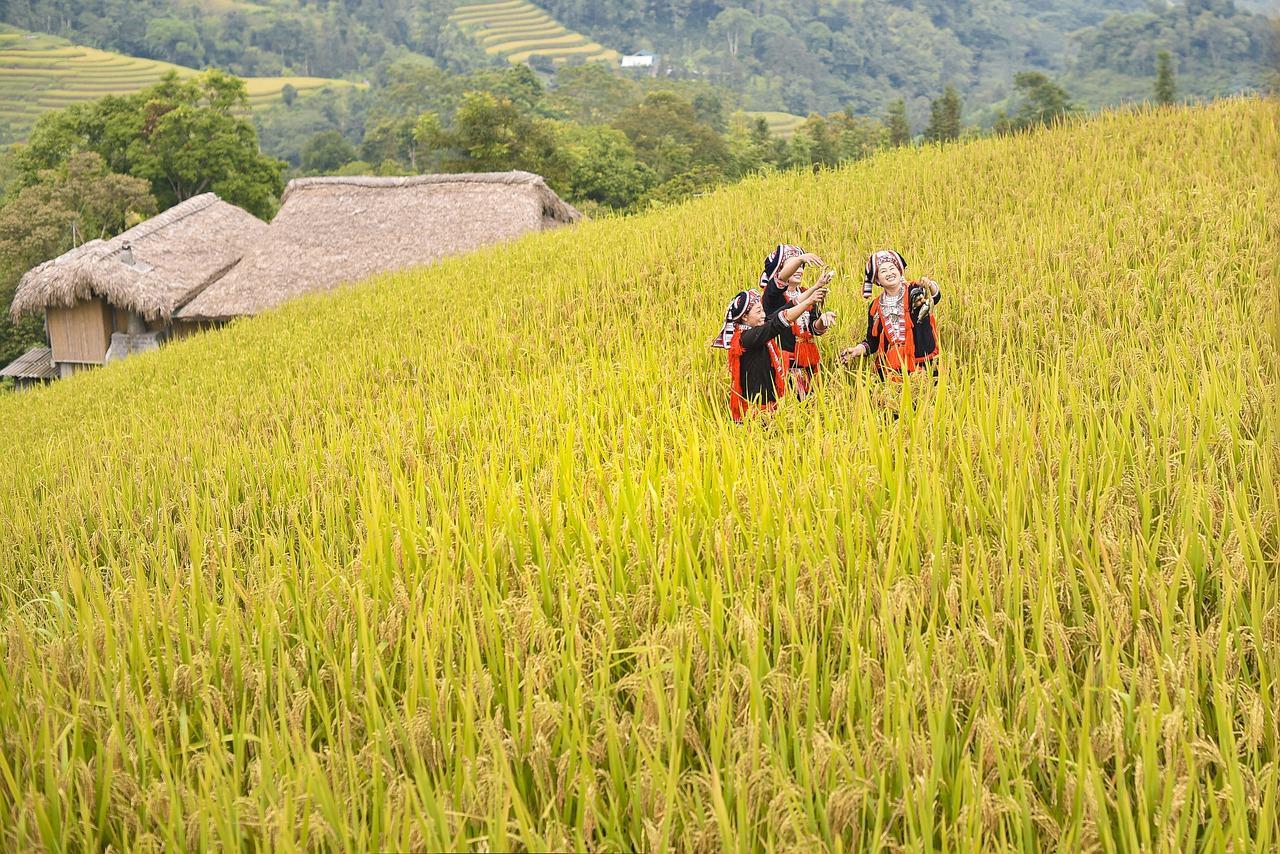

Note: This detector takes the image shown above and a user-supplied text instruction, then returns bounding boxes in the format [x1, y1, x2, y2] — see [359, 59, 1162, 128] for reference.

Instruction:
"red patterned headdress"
[863, 249, 906, 298]
[761, 244, 805, 290]
[711, 289, 761, 349]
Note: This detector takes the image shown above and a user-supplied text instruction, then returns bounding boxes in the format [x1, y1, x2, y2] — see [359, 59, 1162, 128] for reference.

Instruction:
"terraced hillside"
[0, 101, 1276, 850]
[0, 28, 354, 142]
[743, 110, 806, 138]
[450, 0, 619, 66]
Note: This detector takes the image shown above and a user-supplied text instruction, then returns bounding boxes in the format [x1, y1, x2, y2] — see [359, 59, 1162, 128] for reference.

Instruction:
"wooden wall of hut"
[47, 299, 114, 364]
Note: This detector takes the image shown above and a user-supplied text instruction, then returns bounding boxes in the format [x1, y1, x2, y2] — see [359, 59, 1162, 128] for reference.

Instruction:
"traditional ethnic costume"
[859, 249, 941, 381]
[760, 244, 826, 398]
[711, 290, 789, 422]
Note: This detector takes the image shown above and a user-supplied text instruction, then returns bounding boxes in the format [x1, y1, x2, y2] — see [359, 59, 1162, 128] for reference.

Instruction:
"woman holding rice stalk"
[711, 284, 829, 422]
[760, 244, 838, 398]
[839, 248, 941, 380]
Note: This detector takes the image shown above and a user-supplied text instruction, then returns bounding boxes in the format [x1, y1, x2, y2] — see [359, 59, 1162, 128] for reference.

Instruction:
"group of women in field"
[712, 245, 942, 421]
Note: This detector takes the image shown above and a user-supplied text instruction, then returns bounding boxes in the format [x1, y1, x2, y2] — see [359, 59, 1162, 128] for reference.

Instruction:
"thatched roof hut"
[10, 193, 269, 322]
[177, 171, 579, 321]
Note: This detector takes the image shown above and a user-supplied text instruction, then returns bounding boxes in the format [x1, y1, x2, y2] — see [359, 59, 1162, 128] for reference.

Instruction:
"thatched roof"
[10, 194, 269, 321]
[177, 171, 580, 321]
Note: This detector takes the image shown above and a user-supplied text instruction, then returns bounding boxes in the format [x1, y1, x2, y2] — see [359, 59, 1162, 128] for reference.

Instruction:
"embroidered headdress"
[760, 244, 805, 290]
[863, 249, 906, 298]
[711, 289, 759, 349]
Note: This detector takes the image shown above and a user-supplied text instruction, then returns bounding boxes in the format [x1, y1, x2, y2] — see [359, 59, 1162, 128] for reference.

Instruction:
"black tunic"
[738, 311, 789, 404]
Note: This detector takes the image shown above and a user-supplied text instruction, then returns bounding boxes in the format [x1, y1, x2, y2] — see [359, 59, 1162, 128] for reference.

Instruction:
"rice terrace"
[0, 27, 353, 142]
[449, 0, 621, 66]
[0, 92, 1274, 849]
[743, 111, 807, 139]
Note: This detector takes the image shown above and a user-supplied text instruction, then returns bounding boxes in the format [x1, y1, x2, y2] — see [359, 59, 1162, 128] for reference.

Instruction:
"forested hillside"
[536, 0, 1275, 115]
[1065, 0, 1278, 105]
[539, 0, 1131, 113]
[5, 0, 1274, 124]
[0, 0, 475, 78]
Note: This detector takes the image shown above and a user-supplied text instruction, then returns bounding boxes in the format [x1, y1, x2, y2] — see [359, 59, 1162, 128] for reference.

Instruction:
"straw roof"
[10, 194, 269, 321]
[178, 171, 580, 321]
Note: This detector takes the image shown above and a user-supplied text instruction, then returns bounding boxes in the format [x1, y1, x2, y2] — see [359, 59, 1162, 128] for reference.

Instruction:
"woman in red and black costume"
[712, 285, 829, 421]
[760, 244, 837, 398]
[839, 249, 941, 380]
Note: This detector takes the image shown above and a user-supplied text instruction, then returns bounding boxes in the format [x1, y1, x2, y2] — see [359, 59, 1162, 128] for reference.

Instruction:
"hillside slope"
[0, 100, 1277, 850]
[0, 27, 355, 142]
[449, 0, 620, 65]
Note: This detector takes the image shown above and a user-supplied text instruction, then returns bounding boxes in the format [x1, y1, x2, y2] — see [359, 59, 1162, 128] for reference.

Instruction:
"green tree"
[1154, 51, 1176, 105]
[709, 8, 760, 60]
[0, 152, 156, 367]
[143, 17, 204, 66]
[13, 71, 285, 218]
[925, 85, 962, 143]
[372, 60, 460, 123]
[648, 164, 725, 206]
[360, 117, 420, 173]
[692, 92, 727, 133]
[831, 110, 883, 162]
[726, 115, 784, 176]
[1009, 72, 1074, 130]
[411, 112, 448, 173]
[788, 115, 841, 169]
[992, 109, 1014, 136]
[557, 124, 654, 209]
[463, 65, 545, 113]
[885, 99, 911, 147]
[443, 92, 571, 190]
[612, 92, 730, 183]
[129, 100, 284, 218]
[281, 83, 298, 108]
[446, 91, 525, 170]
[548, 64, 640, 125]
[252, 86, 372, 168]
[300, 130, 356, 174]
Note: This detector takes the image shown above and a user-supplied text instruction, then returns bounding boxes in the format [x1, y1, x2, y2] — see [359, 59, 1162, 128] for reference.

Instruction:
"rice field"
[743, 110, 807, 138]
[0, 99, 1277, 850]
[0, 27, 354, 142]
[450, 0, 620, 66]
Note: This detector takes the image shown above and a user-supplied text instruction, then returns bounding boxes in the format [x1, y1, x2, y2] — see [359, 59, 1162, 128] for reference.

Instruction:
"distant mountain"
[3, 0, 1273, 129]
[1064, 0, 1277, 108]
[529, 0, 1275, 121]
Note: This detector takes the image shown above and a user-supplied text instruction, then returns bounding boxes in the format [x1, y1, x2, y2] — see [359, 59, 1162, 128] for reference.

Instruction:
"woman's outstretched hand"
[839, 343, 866, 366]
[804, 287, 829, 307]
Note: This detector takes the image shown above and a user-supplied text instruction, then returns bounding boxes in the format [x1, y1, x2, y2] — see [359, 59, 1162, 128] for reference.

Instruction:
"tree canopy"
[12, 71, 284, 218]
[0, 152, 156, 368]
